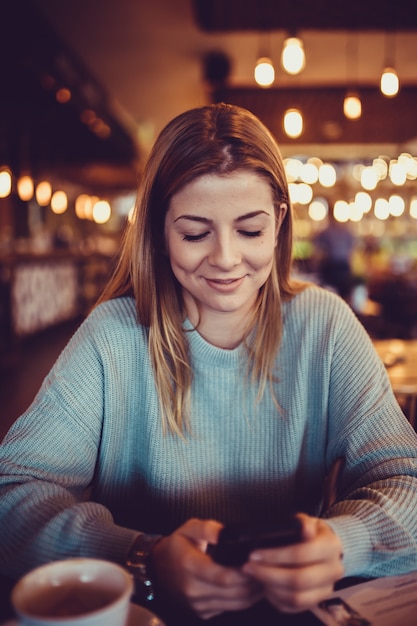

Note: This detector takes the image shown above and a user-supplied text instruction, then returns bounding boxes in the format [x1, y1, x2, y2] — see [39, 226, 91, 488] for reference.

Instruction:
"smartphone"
[207, 516, 303, 567]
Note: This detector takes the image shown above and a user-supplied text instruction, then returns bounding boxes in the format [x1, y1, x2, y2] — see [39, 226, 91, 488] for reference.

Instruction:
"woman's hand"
[242, 513, 344, 614]
[151, 518, 263, 620]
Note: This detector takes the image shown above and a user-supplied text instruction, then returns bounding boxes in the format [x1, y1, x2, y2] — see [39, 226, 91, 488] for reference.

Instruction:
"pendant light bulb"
[281, 37, 306, 75]
[380, 67, 399, 97]
[36, 180, 52, 206]
[343, 92, 362, 120]
[0, 168, 12, 198]
[51, 190, 68, 214]
[283, 109, 303, 138]
[17, 175, 34, 201]
[254, 57, 275, 87]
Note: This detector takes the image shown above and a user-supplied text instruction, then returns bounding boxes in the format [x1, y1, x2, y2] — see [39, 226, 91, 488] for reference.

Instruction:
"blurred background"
[1, 0, 417, 433]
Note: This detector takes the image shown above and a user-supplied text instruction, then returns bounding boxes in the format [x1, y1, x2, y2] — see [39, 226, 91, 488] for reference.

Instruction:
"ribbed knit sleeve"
[0, 298, 143, 578]
[287, 288, 417, 578]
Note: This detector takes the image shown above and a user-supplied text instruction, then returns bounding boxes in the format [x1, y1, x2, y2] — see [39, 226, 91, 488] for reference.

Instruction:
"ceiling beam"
[193, 0, 417, 32]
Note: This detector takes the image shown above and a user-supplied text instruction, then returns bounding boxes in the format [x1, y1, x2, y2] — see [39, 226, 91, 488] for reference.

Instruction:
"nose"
[208, 233, 241, 269]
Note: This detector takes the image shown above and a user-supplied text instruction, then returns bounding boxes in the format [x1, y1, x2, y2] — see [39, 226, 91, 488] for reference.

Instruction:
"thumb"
[296, 513, 320, 542]
[180, 518, 224, 551]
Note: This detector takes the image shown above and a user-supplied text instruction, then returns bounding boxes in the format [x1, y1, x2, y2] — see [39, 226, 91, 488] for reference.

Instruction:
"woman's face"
[164, 170, 285, 325]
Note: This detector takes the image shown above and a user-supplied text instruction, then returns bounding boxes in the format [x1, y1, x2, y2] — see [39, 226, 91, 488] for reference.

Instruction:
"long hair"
[98, 103, 306, 435]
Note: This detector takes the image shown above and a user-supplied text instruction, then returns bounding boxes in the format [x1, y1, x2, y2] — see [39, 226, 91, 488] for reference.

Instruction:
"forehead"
[169, 170, 274, 212]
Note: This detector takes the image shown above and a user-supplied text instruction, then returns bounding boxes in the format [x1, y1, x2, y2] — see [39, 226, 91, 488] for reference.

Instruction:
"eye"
[182, 232, 209, 242]
[239, 230, 263, 238]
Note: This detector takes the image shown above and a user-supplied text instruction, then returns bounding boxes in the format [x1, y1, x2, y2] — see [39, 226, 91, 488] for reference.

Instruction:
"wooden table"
[373, 339, 417, 428]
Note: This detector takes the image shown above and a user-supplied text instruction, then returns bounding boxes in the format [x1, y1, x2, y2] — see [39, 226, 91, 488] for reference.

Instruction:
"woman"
[1, 103, 417, 622]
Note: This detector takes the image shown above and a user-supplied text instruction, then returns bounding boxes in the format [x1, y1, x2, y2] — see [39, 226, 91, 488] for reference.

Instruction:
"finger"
[190, 576, 262, 602]
[192, 585, 264, 619]
[182, 566, 264, 619]
[297, 512, 319, 541]
[176, 535, 259, 589]
[264, 581, 336, 614]
[246, 520, 343, 566]
[199, 556, 262, 588]
[179, 518, 224, 552]
[246, 559, 342, 615]
[248, 541, 340, 567]
[244, 557, 344, 592]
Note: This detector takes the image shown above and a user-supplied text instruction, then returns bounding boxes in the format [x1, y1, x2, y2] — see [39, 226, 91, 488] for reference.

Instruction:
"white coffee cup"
[11, 558, 134, 626]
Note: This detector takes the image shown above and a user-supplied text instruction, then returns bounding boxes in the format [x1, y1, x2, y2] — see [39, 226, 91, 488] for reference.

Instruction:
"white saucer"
[129, 603, 166, 626]
[1, 603, 166, 626]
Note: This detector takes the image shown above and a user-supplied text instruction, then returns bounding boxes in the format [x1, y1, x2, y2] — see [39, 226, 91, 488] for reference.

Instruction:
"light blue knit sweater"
[1, 286, 417, 581]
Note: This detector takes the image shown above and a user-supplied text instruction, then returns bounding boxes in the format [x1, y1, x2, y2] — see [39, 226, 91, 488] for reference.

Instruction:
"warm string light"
[281, 36, 305, 75]
[0, 168, 12, 198]
[285, 153, 417, 225]
[381, 67, 400, 97]
[51, 190, 68, 214]
[381, 32, 400, 97]
[254, 32, 275, 88]
[254, 31, 305, 87]
[251, 30, 401, 128]
[0, 163, 115, 226]
[35, 181, 52, 206]
[344, 35, 362, 120]
[283, 109, 303, 138]
[344, 92, 362, 120]
[17, 175, 34, 201]
[75, 194, 112, 224]
[93, 200, 111, 224]
[254, 57, 275, 87]
[252, 30, 402, 138]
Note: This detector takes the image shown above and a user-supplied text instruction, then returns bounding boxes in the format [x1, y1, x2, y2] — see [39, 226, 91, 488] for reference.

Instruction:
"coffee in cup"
[11, 558, 134, 626]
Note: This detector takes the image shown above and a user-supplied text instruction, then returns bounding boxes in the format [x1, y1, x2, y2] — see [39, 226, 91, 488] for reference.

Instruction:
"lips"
[204, 276, 244, 292]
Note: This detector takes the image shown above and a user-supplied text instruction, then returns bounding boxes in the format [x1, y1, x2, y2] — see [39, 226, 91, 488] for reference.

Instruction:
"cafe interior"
[2, 1, 417, 624]
[1, 0, 417, 437]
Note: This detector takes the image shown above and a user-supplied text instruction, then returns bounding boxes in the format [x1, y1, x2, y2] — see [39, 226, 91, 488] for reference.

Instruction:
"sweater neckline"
[182, 319, 247, 369]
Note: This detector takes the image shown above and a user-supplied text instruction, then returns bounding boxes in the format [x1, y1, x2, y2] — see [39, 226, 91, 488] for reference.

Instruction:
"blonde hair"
[98, 103, 305, 435]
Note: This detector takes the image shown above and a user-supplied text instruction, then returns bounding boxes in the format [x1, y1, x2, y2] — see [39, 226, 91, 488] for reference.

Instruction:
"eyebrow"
[173, 210, 271, 224]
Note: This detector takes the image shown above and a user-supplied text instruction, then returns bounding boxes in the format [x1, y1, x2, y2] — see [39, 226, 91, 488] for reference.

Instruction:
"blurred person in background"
[313, 202, 355, 302]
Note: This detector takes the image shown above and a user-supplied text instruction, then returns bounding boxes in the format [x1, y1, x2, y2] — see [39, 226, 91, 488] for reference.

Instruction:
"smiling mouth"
[204, 276, 245, 291]
[207, 278, 241, 284]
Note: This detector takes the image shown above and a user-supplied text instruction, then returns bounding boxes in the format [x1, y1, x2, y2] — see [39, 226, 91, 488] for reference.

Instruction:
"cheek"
[250, 240, 276, 269]
[168, 241, 204, 273]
